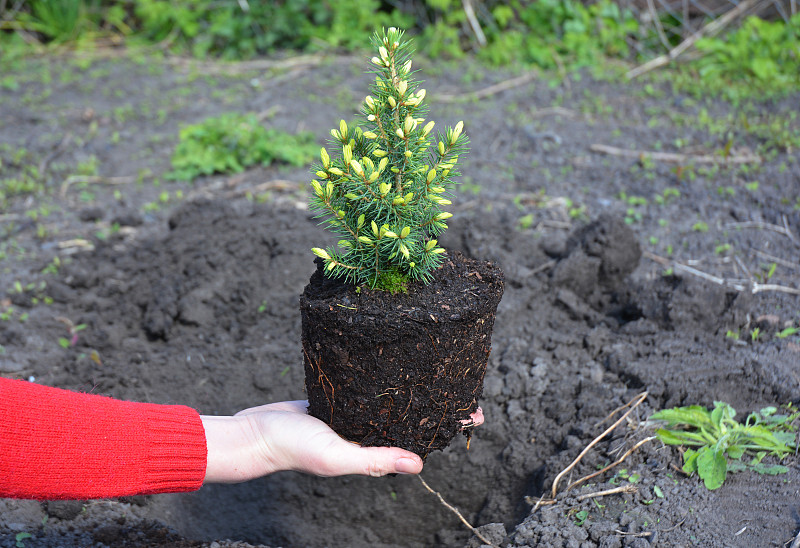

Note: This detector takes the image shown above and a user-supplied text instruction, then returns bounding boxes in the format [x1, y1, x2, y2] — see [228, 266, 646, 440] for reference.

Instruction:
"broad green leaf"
[711, 404, 724, 431]
[655, 428, 709, 446]
[651, 406, 712, 427]
[727, 445, 744, 459]
[682, 448, 699, 475]
[697, 447, 727, 490]
[750, 463, 789, 475]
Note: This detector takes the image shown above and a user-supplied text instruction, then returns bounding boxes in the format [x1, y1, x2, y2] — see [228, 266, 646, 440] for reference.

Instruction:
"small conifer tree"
[309, 27, 468, 291]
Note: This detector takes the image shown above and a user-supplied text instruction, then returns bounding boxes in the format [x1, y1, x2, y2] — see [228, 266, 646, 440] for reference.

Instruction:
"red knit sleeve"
[0, 377, 207, 500]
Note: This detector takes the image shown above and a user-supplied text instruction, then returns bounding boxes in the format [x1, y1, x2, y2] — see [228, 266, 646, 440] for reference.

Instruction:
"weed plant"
[168, 113, 316, 181]
[651, 402, 799, 490]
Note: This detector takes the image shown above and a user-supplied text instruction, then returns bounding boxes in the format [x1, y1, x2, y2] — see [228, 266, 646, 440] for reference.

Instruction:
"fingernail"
[395, 457, 421, 475]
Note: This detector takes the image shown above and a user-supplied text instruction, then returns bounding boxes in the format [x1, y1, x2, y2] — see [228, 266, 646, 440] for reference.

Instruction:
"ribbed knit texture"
[0, 378, 207, 500]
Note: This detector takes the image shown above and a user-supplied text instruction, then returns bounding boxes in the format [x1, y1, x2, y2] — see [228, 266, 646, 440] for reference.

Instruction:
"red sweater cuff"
[0, 378, 207, 500]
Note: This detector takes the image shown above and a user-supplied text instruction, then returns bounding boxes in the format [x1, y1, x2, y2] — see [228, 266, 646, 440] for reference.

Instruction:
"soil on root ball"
[300, 251, 504, 459]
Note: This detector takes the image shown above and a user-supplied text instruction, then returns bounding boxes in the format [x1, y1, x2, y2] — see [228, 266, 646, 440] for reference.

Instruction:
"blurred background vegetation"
[0, 0, 798, 99]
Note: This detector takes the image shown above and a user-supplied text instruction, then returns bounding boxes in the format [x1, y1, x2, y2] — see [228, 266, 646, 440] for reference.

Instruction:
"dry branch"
[644, 251, 800, 296]
[551, 392, 648, 498]
[418, 476, 496, 547]
[790, 527, 800, 548]
[589, 144, 761, 165]
[60, 175, 136, 198]
[566, 437, 657, 492]
[436, 72, 538, 103]
[577, 485, 638, 501]
[462, 0, 487, 47]
[626, 0, 765, 79]
[751, 249, 800, 270]
[724, 220, 798, 243]
[224, 179, 299, 198]
[162, 54, 325, 75]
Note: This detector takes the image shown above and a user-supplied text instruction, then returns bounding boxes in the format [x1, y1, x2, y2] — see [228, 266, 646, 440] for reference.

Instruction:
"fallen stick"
[551, 392, 648, 499]
[790, 527, 800, 548]
[613, 529, 652, 537]
[462, 0, 487, 47]
[529, 259, 557, 276]
[644, 251, 800, 296]
[60, 175, 136, 198]
[577, 485, 638, 502]
[436, 71, 538, 103]
[418, 476, 496, 547]
[162, 54, 325, 75]
[751, 249, 800, 270]
[724, 220, 798, 243]
[595, 394, 646, 427]
[589, 144, 761, 165]
[225, 179, 299, 198]
[626, 0, 764, 79]
[566, 437, 657, 492]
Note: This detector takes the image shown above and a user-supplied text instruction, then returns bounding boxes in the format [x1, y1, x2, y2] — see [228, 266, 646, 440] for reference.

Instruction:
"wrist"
[201, 415, 266, 484]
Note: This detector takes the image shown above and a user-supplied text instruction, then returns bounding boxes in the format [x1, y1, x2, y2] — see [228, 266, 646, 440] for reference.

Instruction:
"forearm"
[0, 378, 206, 500]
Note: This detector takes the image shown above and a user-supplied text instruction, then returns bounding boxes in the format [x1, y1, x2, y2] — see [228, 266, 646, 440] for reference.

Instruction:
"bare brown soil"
[1, 50, 799, 547]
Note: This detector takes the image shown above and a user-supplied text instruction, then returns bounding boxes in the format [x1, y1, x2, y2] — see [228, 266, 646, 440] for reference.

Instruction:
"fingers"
[307, 442, 424, 477]
[235, 400, 309, 416]
[460, 406, 484, 428]
[470, 406, 484, 426]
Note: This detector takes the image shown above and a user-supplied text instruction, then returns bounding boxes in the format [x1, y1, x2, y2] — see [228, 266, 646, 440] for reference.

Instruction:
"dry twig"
[436, 72, 538, 103]
[626, 0, 764, 79]
[576, 485, 638, 501]
[61, 175, 136, 198]
[462, 0, 487, 47]
[644, 251, 800, 296]
[551, 392, 648, 498]
[724, 221, 798, 244]
[162, 54, 325, 75]
[530, 107, 579, 119]
[614, 529, 652, 537]
[589, 144, 761, 165]
[751, 249, 799, 271]
[790, 527, 800, 548]
[529, 260, 557, 276]
[224, 179, 299, 198]
[566, 437, 657, 492]
[418, 476, 496, 547]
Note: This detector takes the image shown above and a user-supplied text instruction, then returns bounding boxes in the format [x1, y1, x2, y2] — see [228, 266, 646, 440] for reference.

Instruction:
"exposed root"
[566, 437, 657, 492]
[418, 476, 497, 547]
[551, 392, 648, 498]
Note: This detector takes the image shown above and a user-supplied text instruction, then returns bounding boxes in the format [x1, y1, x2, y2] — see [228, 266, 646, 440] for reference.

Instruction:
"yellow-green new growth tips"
[308, 27, 469, 290]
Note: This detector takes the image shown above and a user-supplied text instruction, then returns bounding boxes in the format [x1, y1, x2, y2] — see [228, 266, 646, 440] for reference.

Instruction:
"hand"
[202, 400, 424, 483]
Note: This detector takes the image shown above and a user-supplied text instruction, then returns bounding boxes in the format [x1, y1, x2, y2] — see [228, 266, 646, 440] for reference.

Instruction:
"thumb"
[311, 443, 424, 477]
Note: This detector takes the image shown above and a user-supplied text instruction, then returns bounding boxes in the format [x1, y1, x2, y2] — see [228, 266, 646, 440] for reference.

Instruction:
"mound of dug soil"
[2, 197, 798, 548]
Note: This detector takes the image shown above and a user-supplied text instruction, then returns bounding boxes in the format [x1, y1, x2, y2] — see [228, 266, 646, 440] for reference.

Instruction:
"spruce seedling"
[309, 28, 468, 292]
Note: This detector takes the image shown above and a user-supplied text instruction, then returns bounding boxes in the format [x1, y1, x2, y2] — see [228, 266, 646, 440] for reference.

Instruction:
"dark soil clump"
[301, 252, 504, 458]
